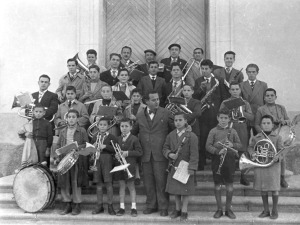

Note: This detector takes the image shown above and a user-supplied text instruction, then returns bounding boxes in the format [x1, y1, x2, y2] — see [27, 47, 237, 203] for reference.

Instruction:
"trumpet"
[231, 106, 246, 123]
[90, 133, 103, 171]
[111, 141, 133, 178]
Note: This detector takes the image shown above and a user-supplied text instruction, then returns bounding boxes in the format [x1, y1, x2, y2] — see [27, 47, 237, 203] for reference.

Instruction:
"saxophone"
[200, 78, 219, 112]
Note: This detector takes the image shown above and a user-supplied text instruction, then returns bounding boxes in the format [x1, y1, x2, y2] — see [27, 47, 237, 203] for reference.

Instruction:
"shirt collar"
[39, 90, 48, 95]
[65, 99, 76, 105]
[173, 80, 182, 85]
[248, 79, 257, 84]
[149, 74, 157, 79]
[177, 129, 186, 137]
[122, 132, 130, 141]
[225, 67, 232, 73]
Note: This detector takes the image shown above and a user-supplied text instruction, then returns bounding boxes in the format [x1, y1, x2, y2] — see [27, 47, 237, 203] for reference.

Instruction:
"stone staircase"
[1, 170, 300, 225]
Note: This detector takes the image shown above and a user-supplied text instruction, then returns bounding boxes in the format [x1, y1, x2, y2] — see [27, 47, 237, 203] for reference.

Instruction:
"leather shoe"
[59, 202, 72, 215]
[270, 210, 278, 219]
[240, 175, 250, 186]
[160, 209, 168, 217]
[225, 209, 236, 219]
[131, 208, 138, 217]
[71, 203, 81, 215]
[170, 210, 181, 219]
[180, 212, 188, 221]
[258, 210, 270, 218]
[92, 204, 104, 214]
[116, 208, 125, 216]
[108, 204, 116, 215]
[143, 208, 158, 214]
[213, 209, 223, 219]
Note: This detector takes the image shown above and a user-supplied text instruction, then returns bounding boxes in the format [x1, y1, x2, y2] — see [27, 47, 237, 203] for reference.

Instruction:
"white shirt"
[177, 129, 186, 138]
[38, 90, 48, 102]
[111, 69, 118, 78]
[122, 132, 130, 142]
[172, 80, 182, 88]
[248, 80, 257, 85]
[147, 107, 155, 120]
[149, 75, 157, 80]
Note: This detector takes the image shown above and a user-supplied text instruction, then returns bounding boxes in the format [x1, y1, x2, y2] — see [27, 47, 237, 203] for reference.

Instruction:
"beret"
[144, 49, 156, 56]
[168, 43, 181, 50]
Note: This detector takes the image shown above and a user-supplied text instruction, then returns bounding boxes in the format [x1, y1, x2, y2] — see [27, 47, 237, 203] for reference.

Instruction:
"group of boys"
[22, 44, 291, 219]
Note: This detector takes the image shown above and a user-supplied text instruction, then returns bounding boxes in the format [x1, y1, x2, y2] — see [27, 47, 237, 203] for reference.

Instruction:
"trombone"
[110, 141, 133, 178]
[182, 58, 197, 80]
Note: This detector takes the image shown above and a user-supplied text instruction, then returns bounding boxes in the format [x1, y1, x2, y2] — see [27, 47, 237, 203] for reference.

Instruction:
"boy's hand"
[225, 140, 233, 148]
[58, 95, 64, 102]
[218, 148, 226, 155]
[45, 148, 50, 157]
[168, 153, 178, 160]
[25, 132, 33, 138]
[121, 151, 128, 158]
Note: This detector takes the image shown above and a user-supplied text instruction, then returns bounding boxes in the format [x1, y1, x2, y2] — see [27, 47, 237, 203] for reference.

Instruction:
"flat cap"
[168, 43, 181, 50]
[144, 49, 157, 56]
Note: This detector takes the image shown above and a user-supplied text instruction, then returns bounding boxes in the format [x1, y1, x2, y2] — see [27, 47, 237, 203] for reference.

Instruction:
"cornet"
[111, 141, 133, 178]
[90, 133, 103, 171]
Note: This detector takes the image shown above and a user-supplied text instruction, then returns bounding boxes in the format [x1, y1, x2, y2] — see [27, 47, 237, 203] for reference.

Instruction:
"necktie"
[226, 68, 230, 73]
[151, 76, 156, 80]
[251, 81, 255, 89]
[171, 58, 176, 64]
[112, 70, 117, 78]
[38, 92, 43, 102]
[68, 100, 72, 108]
[204, 77, 209, 83]
[173, 81, 178, 89]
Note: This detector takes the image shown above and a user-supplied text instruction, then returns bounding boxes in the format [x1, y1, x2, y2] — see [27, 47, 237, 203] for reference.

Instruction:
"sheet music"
[172, 160, 190, 184]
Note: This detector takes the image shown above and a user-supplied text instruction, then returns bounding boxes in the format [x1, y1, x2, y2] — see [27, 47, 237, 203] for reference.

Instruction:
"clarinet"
[166, 132, 190, 173]
[216, 122, 233, 175]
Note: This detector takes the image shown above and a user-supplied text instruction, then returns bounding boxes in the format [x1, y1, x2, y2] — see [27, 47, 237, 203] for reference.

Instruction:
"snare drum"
[13, 164, 56, 212]
[57, 150, 79, 175]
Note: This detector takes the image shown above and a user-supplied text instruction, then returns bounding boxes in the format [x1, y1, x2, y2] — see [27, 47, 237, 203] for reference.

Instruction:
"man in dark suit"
[100, 53, 121, 86]
[193, 59, 227, 170]
[159, 44, 187, 83]
[119, 46, 143, 86]
[140, 49, 156, 75]
[32, 74, 59, 122]
[132, 91, 174, 217]
[32, 74, 59, 166]
[240, 64, 268, 135]
[137, 61, 166, 106]
[164, 62, 185, 106]
[213, 51, 244, 99]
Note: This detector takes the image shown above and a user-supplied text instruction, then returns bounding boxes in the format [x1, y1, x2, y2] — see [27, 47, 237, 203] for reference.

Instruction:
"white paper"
[172, 160, 190, 184]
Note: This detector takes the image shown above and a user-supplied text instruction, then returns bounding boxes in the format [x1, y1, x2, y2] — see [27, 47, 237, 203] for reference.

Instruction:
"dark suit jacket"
[140, 63, 149, 75]
[214, 67, 244, 99]
[100, 70, 119, 86]
[137, 75, 166, 104]
[186, 98, 202, 136]
[241, 80, 268, 126]
[32, 91, 59, 121]
[159, 57, 187, 83]
[132, 107, 174, 162]
[193, 76, 226, 123]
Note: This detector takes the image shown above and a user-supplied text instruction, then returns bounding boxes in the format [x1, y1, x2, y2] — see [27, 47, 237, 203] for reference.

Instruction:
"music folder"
[110, 164, 130, 173]
[96, 105, 118, 117]
[223, 98, 245, 110]
[113, 91, 129, 101]
[172, 160, 190, 184]
[55, 141, 78, 156]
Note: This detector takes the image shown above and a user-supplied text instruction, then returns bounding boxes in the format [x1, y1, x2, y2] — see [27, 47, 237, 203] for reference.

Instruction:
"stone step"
[1, 208, 300, 225]
[1, 192, 300, 213]
[1, 175, 300, 197]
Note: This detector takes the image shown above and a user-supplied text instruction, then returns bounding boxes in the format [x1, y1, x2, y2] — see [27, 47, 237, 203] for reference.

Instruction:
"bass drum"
[13, 164, 56, 212]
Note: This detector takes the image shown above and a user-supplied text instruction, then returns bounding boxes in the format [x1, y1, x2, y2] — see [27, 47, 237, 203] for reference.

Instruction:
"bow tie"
[149, 109, 157, 114]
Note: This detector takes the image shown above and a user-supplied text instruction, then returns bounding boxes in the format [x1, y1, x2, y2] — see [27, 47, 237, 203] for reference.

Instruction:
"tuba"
[73, 53, 91, 80]
[239, 131, 296, 171]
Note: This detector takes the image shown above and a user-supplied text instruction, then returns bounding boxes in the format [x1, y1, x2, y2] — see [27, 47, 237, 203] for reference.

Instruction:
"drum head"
[13, 166, 51, 212]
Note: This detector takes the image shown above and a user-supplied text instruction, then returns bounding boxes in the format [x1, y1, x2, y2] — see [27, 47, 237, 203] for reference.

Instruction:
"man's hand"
[168, 153, 178, 160]
[225, 140, 233, 148]
[129, 114, 136, 120]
